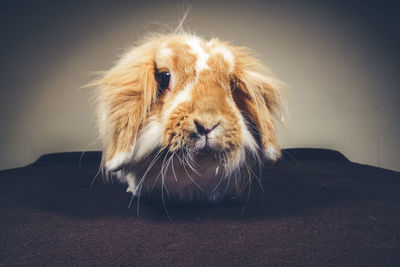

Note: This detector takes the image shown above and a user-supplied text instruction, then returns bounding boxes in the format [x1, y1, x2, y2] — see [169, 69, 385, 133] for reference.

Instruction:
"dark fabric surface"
[0, 149, 399, 266]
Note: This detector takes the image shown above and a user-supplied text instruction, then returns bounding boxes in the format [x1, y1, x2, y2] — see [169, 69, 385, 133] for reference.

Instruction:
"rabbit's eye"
[156, 71, 171, 93]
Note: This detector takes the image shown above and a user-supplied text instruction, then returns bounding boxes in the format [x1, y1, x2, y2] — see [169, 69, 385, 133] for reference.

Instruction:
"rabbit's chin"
[129, 150, 247, 203]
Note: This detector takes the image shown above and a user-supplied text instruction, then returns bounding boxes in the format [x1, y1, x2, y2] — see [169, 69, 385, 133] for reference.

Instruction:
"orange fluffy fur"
[91, 33, 285, 202]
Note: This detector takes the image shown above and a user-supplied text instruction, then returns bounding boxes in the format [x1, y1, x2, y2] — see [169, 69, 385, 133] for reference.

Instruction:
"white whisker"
[240, 166, 252, 216]
[160, 152, 173, 221]
[171, 153, 178, 182]
[282, 149, 300, 167]
[133, 149, 164, 214]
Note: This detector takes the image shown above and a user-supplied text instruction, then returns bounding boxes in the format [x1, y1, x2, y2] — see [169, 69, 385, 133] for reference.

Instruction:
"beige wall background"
[1, 1, 399, 171]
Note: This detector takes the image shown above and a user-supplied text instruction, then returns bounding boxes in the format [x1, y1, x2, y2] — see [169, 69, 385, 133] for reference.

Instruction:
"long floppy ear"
[93, 41, 158, 171]
[231, 47, 285, 161]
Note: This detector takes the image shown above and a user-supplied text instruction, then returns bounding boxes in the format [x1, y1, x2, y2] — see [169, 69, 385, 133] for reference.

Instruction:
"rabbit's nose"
[194, 120, 220, 136]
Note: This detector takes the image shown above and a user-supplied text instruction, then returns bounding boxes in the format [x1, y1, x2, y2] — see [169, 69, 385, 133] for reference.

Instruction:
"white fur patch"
[186, 38, 210, 72]
[212, 46, 235, 73]
[105, 151, 132, 171]
[132, 119, 163, 162]
[241, 124, 258, 154]
[223, 97, 259, 173]
[163, 81, 193, 120]
[225, 97, 258, 155]
[125, 172, 138, 195]
[264, 145, 279, 161]
[158, 45, 173, 59]
[105, 119, 163, 171]
[104, 119, 163, 171]
[194, 135, 207, 150]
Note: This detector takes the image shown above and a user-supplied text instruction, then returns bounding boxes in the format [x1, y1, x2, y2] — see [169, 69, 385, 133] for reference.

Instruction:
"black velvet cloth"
[1, 149, 399, 266]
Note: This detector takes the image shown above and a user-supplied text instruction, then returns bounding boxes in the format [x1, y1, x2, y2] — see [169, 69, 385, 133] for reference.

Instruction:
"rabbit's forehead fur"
[97, 33, 283, 192]
[155, 37, 235, 119]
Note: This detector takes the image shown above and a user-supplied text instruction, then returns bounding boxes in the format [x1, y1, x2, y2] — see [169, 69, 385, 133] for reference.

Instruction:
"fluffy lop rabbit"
[92, 33, 284, 203]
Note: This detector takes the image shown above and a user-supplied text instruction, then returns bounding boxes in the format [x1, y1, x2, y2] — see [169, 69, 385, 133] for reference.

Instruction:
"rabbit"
[91, 32, 285, 203]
